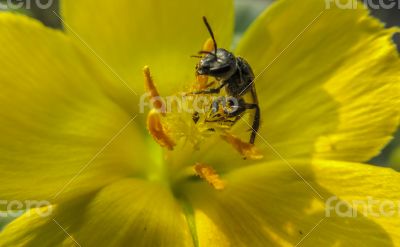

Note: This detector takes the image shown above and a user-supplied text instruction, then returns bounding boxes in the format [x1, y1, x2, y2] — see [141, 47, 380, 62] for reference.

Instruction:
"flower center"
[143, 65, 263, 190]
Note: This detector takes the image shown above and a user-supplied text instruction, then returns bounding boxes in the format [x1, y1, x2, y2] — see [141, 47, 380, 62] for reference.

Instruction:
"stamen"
[221, 133, 264, 160]
[147, 109, 175, 150]
[203, 37, 215, 52]
[143, 66, 166, 115]
[143, 66, 176, 150]
[194, 163, 225, 190]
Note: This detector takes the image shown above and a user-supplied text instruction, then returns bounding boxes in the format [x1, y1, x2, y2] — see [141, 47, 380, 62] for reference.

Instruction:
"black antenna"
[202, 16, 218, 54]
[198, 51, 215, 55]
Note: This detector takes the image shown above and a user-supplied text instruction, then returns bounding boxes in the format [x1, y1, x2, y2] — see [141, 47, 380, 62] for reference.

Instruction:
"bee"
[189, 17, 260, 144]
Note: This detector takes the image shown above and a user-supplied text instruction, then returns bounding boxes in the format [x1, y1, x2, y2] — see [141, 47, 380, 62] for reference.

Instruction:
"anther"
[202, 38, 215, 52]
[221, 133, 264, 160]
[143, 66, 166, 115]
[143, 66, 175, 150]
[147, 109, 175, 150]
[194, 163, 225, 190]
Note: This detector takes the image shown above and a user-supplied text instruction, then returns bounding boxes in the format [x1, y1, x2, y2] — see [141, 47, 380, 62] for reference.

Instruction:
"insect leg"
[244, 103, 260, 144]
[204, 80, 217, 89]
[187, 81, 227, 95]
[224, 97, 246, 117]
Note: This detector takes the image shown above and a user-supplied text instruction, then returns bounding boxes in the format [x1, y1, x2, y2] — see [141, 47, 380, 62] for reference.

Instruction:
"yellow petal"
[235, 0, 400, 163]
[61, 0, 234, 100]
[0, 206, 64, 246]
[0, 13, 148, 205]
[74, 179, 193, 246]
[182, 159, 400, 246]
[0, 179, 193, 246]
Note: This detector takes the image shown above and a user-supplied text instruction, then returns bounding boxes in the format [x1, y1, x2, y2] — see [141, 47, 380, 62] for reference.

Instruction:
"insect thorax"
[224, 57, 255, 97]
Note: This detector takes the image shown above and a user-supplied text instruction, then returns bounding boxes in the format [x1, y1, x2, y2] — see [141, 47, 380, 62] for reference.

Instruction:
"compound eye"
[209, 64, 232, 75]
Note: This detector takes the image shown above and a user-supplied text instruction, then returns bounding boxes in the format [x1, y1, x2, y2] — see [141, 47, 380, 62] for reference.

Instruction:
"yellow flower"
[0, 0, 400, 246]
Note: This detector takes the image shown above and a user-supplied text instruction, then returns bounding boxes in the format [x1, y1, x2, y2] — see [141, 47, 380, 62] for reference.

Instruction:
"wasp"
[189, 17, 260, 144]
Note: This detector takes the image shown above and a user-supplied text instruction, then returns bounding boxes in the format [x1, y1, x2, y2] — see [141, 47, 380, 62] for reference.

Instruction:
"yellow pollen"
[146, 109, 176, 150]
[195, 74, 209, 91]
[143, 66, 166, 115]
[194, 163, 225, 190]
[221, 133, 264, 160]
